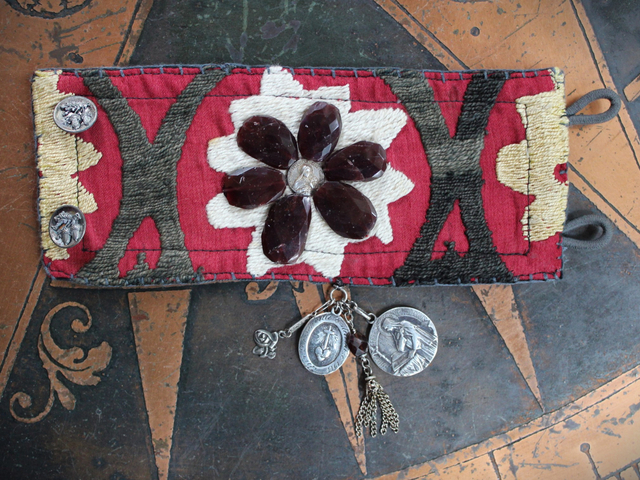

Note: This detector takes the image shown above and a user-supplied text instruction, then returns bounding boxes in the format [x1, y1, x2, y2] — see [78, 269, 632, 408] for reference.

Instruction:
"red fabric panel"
[46, 67, 565, 285]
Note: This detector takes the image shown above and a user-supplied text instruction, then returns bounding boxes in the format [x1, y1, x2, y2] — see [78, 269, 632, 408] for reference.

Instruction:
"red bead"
[297, 102, 342, 162]
[313, 182, 377, 239]
[323, 141, 387, 182]
[223, 167, 286, 209]
[262, 195, 312, 264]
[237, 116, 298, 169]
[347, 332, 368, 357]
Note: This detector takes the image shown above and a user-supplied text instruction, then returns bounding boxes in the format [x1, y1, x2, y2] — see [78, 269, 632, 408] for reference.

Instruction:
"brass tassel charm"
[355, 355, 399, 437]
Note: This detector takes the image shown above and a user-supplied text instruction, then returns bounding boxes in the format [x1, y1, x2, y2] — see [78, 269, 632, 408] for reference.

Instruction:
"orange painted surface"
[374, 365, 640, 480]
[325, 358, 368, 476]
[245, 280, 280, 301]
[128, 290, 191, 480]
[493, 377, 640, 479]
[624, 73, 640, 103]
[407, 455, 499, 480]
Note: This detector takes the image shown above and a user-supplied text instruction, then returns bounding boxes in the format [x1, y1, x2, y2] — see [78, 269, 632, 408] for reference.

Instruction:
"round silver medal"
[49, 205, 86, 248]
[298, 312, 350, 375]
[53, 96, 98, 133]
[369, 307, 438, 377]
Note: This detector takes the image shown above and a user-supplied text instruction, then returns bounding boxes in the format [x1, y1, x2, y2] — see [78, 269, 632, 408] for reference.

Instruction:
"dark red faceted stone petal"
[323, 141, 387, 182]
[237, 116, 298, 169]
[313, 182, 377, 239]
[297, 102, 342, 162]
[347, 332, 369, 357]
[223, 167, 286, 209]
[262, 195, 312, 264]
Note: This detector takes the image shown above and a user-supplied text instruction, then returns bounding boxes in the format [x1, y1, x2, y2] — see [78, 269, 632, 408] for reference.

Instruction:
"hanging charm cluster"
[252, 285, 406, 437]
[252, 285, 439, 437]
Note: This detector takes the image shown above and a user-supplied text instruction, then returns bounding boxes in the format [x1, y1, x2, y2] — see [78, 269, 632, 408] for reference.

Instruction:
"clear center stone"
[287, 159, 325, 196]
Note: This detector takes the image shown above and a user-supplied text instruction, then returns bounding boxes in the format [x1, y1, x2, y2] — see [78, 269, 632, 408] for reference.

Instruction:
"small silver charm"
[253, 329, 279, 359]
[252, 298, 334, 361]
[53, 95, 98, 133]
[287, 159, 325, 196]
[369, 307, 438, 377]
[298, 312, 350, 375]
[49, 205, 86, 248]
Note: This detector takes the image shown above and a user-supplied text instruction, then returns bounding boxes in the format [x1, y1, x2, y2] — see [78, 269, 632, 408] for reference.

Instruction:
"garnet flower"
[223, 101, 388, 264]
[206, 66, 412, 278]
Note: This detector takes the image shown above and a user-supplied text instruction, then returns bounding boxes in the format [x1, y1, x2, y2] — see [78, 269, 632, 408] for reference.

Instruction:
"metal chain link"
[331, 287, 402, 438]
[360, 355, 374, 378]
[258, 285, 377, 345]
[355, 354, 400, 437]
[278, 298, 333, 338]
[377, 385, 400, 435]
[328, 285, 376, 335]
[347, 300, 377, 324]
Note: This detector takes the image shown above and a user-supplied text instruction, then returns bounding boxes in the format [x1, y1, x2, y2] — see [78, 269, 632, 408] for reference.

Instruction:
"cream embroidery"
[496, 69, 569, 242]
[206, 66, 413, 278]
[33, 70, 101, 260]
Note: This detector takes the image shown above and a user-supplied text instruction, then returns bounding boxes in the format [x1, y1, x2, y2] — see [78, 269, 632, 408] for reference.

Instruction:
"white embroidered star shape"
[206, 66, 413, 278]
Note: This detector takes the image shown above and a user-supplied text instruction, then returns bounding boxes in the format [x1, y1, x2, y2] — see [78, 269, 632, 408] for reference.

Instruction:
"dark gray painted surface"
[169, 282, 539, 479]
[581, 0, 640, 134]
[130, 0, 445, 69]
[0, 286, 156, 480]
[347, 285, 540, 477]
[514, 186, 640, 412]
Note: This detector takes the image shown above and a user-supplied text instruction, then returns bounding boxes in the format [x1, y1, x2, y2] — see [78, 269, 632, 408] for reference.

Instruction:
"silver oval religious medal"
[369, 307, 438, 377]
[298, 312, 350, 375]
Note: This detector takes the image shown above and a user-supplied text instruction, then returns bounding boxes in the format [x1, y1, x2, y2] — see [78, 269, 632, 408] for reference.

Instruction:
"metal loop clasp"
[330, 285, 348, 303]
[566, 88, 621, 126]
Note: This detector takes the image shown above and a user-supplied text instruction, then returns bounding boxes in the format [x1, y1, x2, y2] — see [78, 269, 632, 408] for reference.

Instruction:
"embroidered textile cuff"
[33, 65, 576, 286]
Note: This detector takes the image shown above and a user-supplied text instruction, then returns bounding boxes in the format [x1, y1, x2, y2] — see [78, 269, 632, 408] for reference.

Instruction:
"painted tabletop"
[0, 1, 639, 479]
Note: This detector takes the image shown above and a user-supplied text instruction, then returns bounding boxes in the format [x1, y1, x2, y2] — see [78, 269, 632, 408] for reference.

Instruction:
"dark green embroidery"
[77, 69, 227, 285]
[380, 71, 514, 284]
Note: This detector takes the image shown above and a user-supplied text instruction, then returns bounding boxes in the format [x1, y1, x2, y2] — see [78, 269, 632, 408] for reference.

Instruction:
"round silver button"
[53, 96, 98, 133]
[49, 205, 86, 248]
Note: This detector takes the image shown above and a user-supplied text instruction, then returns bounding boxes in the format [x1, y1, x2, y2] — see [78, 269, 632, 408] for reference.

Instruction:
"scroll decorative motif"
[10, 302, 112, 424]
